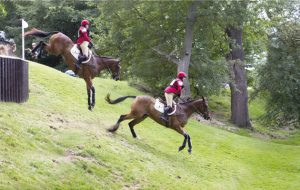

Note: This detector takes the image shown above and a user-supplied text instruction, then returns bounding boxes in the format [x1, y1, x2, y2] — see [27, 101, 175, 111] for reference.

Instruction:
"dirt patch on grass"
[123, 182, 141, 190]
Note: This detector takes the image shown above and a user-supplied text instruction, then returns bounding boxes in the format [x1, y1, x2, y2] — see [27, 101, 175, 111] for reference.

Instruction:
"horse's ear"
[202, 96, 205, 102]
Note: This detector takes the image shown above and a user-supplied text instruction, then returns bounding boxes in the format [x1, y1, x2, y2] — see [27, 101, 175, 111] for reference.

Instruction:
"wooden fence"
[0, 56, 29, 103]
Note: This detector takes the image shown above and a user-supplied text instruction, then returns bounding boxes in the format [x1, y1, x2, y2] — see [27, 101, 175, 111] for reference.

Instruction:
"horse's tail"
[105, 93, 136, 104]
[24, 28, 59, 38]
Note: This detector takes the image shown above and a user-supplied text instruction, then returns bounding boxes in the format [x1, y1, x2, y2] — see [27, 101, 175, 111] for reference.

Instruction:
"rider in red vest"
[76, 19, 93, 67]
[160, 71, 187, 122]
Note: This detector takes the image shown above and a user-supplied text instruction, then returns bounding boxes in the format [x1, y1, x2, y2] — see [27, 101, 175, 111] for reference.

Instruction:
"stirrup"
[75, 63, 81, 69]
[75, 59, 82, 69]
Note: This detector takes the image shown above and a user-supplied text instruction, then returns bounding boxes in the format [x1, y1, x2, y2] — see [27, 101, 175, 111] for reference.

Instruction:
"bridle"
[178, 97, 210, 120]
[102, 58, 119, 79]
[102, 60, 113, 76]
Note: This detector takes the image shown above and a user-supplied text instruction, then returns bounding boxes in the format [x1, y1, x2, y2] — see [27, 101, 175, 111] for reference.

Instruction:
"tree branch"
[152, 47, 180, 65]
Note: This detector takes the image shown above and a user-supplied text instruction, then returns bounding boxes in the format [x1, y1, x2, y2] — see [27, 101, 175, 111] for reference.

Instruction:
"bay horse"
[105, 94, 211, 153]
[24, 28, 121, 111]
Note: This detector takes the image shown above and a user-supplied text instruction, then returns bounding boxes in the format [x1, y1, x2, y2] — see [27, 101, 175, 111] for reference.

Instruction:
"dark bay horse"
[105, 94, 211, 153]
[24, 28, 121, 110]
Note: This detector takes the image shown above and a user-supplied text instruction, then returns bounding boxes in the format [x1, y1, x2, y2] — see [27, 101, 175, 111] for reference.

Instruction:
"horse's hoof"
[188, 148, 192, 154]
[178, 146, 185, 152]
[88, 106, 93, 111]
[107, 128, 114, 133]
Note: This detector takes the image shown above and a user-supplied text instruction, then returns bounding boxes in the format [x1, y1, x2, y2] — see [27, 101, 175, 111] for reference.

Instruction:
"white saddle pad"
[70, 44, 92, 63]
[154, 99, 165, 113]
[154, 99, 177, 115]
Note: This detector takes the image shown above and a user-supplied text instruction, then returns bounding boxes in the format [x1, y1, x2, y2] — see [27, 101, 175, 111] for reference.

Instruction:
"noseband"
[179, 97, 209, 119]
[103, 60, 119, 79]
[103, 61, 113, 76]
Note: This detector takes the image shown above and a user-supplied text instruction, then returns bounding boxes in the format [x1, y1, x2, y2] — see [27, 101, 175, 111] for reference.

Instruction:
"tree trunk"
[225, 26, 252, 129]
[178, 1, 200, 99]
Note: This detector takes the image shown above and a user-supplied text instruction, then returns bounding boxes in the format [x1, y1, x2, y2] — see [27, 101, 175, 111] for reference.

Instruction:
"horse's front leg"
[187, 134, 192, 153]
[91, 86, 95, 108]
[85, 78, 93, 111]
[87, 87, 92, 111]
[31, 41, 43, 53]
[179, 133, 188, 152]
[174, 126, 192, 153]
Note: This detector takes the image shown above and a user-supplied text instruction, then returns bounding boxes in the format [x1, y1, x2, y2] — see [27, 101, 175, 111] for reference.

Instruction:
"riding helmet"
[81, 19, 90, 26]
[177, 71, 187, 79]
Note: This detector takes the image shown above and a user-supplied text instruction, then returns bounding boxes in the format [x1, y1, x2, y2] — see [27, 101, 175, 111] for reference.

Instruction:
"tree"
[198, 1, 252, 128]
[153, 1, 201, 98]
[256, 22, 300, 127]
[96, 1, 227, 97]
[177, 1, 200, 98]
[226, 26, 251, 128]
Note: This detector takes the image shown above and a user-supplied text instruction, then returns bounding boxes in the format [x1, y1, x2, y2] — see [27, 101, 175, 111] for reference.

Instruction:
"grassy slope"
[210, 88, 300, 145]
[0, 62, 299, 190]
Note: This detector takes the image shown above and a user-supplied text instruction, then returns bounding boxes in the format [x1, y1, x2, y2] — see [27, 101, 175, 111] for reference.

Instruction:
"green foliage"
[0, 1, 21, 54]
[256, 22, 300, 127]
[0, 3, 6, 16]
[190, 57, 228, 96]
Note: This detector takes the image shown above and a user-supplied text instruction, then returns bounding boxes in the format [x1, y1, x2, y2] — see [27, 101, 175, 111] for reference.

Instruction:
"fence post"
[0, 55, 29, 103]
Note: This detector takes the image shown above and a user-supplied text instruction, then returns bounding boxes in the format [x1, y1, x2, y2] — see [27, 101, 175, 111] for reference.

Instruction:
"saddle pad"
[154, 99, 177, 115]
[154, 99, 164, 113]
[70, 44, 92, 63]
[70, 44, 80, 60]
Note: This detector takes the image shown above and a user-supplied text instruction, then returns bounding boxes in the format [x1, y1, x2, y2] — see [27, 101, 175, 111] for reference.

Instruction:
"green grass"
[0, 62, 300, 190]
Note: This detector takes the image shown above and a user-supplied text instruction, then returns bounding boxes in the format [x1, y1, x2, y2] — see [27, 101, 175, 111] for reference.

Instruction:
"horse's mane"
[178, 98, 204, 105]
[95, 55, 120, 62]
[24, 28, 60, 38]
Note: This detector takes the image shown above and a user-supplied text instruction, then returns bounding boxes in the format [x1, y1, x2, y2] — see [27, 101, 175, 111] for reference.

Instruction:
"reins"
[100, 57, 113, 76]
[178, 97, 206, 118]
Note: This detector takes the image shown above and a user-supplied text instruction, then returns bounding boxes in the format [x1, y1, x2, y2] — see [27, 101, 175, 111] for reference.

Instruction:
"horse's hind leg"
[128, 115, 148, 138]
[108, 113, 134, 133]
[84, 78, 94, 111]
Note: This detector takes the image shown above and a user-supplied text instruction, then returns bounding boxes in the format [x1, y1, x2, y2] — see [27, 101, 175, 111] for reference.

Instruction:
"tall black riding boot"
[160, 106, 171, 122]
[76, 55, 87, 69]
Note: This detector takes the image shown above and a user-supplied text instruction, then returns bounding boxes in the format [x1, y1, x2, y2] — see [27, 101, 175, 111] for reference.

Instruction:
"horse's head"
[98, 56, 121, 80]
[110, 60, 121, 81]
[195, 96, 211, 120]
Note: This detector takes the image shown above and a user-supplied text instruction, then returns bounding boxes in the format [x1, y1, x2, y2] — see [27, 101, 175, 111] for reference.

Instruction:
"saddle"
[154, 98, 177, 116]
[70, 44, 92, 64]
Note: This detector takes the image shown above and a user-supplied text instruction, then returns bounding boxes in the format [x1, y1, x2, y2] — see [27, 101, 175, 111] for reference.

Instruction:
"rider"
[160, 71, 187, 122]
[76, 19, 93, 67]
